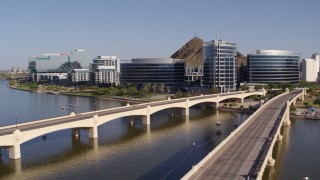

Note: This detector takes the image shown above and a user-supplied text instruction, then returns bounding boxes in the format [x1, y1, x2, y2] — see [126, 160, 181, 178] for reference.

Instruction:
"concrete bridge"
[182, 88, 306, 180]
[0, 90, 266, 160]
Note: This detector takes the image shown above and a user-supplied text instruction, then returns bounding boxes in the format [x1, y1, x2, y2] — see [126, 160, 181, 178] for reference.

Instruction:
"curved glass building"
[247, 50, 300, 84]
[120, 58, 184, 87]
[203, 40, 237, 92]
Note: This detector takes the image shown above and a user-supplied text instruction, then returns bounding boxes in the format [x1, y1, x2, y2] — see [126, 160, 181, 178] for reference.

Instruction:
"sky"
[1, 0, 319, 70]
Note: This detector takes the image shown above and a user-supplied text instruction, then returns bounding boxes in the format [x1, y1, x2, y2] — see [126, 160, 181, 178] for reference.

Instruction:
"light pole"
[15, 114, 18, 130]
[193, 142, 196, 165]
[94, 102, 97, 114]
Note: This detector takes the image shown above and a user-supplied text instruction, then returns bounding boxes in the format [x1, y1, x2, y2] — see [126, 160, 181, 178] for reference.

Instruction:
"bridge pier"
[283, 101, 291, 126]
[277, 134, 283, 141]
[88, 126, 98, 139]
[212, 102, 218, 110]
[127, 117, 134, 125]
[142, 115, 150, 125]
[9, 144, 21, 160]
[72, 128, 80, 137]
[182, 108, 189, 116]
[267, 155, 275, 166]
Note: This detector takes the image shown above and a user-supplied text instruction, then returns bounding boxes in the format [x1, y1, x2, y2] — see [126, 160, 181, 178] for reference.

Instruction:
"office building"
[203, 40, 237, 92]
[120, 58, 184, 87]
[69, 69, 90, 85]
[247, 50, 300, 84]
[28, 49, 91, 82]
[90, 56, 120, 86]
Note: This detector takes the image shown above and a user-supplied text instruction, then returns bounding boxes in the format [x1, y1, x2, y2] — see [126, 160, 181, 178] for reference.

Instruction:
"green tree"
[254, 85, 263, 90]
[175, 90, 183, 98]
[267, 83, 277, 89]
[211, 86, 220, 94]
[159, 83, 165, 94]
[240, 85, 249, 91]
[9, 79, 16, 87]
[303, 101, 309, 107]
[313, 98, 320, 106]
[290, 104, 296, 111]
[151, 84, 157, 93]
[29, 82, 38, 90]
[128, 84, 139, 97]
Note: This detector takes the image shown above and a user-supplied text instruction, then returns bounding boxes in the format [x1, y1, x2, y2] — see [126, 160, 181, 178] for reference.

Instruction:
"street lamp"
[94, 102, 97, 114]
[15, 114, 18, 130]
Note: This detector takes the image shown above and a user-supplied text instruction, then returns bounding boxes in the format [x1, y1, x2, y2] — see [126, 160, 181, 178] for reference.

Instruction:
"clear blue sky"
[1, 0, 319, 70]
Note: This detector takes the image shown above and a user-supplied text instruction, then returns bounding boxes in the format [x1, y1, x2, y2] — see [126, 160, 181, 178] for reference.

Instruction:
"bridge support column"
[182, 107, 189, 116]
[128, 117, 134, 125]
[277, 134, 283, 141]
[142, 115, 150, 125]
[212, 102, 218, 110]
[88, 126, 98, 139]
[9, 144, 21, 160]
[283, 101, 291, 126]
[267, 155, 275, 166]
[72, 128, 80, 136]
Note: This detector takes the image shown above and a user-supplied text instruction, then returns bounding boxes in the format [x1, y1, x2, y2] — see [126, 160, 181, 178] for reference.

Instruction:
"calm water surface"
[263, 118, 320, 180]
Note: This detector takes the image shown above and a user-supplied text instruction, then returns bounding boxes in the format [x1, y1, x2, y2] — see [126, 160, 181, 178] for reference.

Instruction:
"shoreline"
[8, 84, 148, 104]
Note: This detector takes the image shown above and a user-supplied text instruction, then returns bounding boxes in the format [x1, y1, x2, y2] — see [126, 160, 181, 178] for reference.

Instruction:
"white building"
[301, 58, 319, 82]
[311, 53, 320, 71]
[69, 69, 90, 85]
[90, 56, 120, 86]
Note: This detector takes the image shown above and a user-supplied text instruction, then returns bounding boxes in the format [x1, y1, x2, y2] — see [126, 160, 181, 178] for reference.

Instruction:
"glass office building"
[28, 49, 91, 73]
[247, 50, 300, 84]
[28, 49, 91, 81]
[120, 58, 185, 87]
[203, 40, 237, 92]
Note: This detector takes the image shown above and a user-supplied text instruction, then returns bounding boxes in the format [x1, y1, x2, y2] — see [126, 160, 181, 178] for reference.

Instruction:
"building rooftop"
[249, 50, 299, 56]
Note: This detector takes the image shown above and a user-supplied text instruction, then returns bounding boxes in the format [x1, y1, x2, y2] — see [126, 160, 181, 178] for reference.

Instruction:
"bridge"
[182, 88, 305, 180]
[0, 90, 266, 160]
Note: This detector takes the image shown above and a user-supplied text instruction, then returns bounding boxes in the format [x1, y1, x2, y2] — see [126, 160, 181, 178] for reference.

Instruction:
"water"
[263, 118, 320, 180]
[0, 80, 249, 179]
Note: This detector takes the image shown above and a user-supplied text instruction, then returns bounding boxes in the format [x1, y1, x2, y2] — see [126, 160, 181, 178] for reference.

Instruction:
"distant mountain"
[171, 37, 203, 68]
[236, 51, 246, 68]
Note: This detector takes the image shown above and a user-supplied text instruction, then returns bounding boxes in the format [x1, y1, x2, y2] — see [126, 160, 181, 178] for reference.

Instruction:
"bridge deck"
[188, 91, 300, 180]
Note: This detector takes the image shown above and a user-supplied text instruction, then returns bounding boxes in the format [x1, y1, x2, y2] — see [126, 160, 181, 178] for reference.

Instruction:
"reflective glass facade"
[120, 58, 184, 86]
[247, 50, 300, 84]
[28, 49, 91, 74]
[203, 40, 237, 92]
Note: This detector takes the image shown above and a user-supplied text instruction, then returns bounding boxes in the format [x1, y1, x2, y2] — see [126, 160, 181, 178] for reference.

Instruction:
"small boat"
[216, 121, 221, 126]
[302, 177, 309, 180]
[216, 129, 222, 136]
[61, 107, 65, 110]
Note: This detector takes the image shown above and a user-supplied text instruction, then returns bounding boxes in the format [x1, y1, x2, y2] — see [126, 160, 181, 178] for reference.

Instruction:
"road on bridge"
[187, 90, 301, 180]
